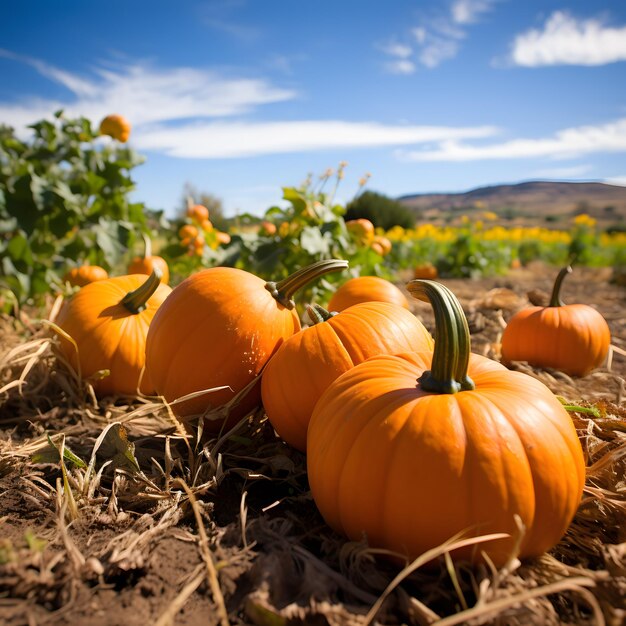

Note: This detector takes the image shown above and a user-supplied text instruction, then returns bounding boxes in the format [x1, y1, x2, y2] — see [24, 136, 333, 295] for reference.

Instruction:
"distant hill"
[398, 181, 626, 226]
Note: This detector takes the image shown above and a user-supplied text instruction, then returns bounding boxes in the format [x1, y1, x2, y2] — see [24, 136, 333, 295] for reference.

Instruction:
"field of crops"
[1, 115, 625, 625]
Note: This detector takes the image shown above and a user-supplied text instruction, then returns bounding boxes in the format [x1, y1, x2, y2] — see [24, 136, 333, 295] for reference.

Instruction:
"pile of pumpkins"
[55, 235, 612, 566]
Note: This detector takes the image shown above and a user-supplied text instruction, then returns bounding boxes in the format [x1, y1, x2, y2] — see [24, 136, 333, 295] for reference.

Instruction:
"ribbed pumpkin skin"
[63, 265, 109, 287]
[327, 276, 409, 312]
[501, 304, 610, 377]
[261, 302, 434, 451]
[56, 275, 172, 396]
[307, 351, 585, 566]
[145, 267, 301, 424]
[128, 255, 170, 284]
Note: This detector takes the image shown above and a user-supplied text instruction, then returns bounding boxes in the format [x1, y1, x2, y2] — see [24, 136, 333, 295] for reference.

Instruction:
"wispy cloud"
[397, 117, 626, 162]
[133, 120, 498, 158]
[197, 0, 261, 42]
[380, 0, 498, 72]
[606, 175, 626, 187]
[532, 164, 594, 179]
[0, 51, 296, 132]
[0, 51, 499, 158]
[510, 11, 626, 67]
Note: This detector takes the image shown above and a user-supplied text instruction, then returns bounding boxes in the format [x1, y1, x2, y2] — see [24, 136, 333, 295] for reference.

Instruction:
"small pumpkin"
[501, 266, 611, 377]
[307, 280, 585, 566]
[261, 301, 433, 451]
[327, 276, 409, 312]
[346, 218, 375, 244]
[56, 269, 172, 396]
[128, 234, 170, 284]
[63, 265, 109, 287]
[413, 263, 438, 280]
[99, 114, 131, 142]
[372, 235, 392, 256]
[187, 204, 209, 223]
[145, 259, 348, 429]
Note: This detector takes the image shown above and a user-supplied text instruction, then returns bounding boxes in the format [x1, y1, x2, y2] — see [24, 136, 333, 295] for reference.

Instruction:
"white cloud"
[452, 0, 497, 25]
[510, 11, 626, 67]
[0, 51, 296, 133]
[397, 117, 626, 162]
[532, 164, 593, 179]
[380, 0, 497, 71]
[133, 120, 498, 159]
[605, 175, 626, 187]
[379, 41, 413, 59]
[384, 59, 416, 75]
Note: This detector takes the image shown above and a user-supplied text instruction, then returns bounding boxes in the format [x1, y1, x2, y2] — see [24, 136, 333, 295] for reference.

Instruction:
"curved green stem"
[142, 232, 153, 259]
[406, 279, 475, 394]
[549, 265, 572, 307]
[121, 268, 162, 314]
[306, 303, 337, 325]
[265, 259, 348, 309]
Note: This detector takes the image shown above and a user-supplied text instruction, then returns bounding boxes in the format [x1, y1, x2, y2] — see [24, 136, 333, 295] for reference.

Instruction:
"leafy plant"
[0, 111, 153, 305]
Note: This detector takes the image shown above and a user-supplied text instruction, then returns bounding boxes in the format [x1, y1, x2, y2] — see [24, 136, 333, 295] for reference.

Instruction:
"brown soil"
[1, 263, 624, 626]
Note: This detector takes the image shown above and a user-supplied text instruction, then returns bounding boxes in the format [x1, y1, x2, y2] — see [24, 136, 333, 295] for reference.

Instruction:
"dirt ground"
[0, 262, 624, 626]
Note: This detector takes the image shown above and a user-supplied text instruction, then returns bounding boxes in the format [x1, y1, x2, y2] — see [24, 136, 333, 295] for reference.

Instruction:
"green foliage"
[346, 190, 416, 230]
[0, 111, 152, 305]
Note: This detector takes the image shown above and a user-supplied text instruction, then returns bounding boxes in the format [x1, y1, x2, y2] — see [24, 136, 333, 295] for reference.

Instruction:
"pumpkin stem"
[406, 280, 475, 394]
[142, 232, 153, 259]
[265, 259, 348, 309]
[121, 268, 162, 314]
[549, 265, 572, 307]
[305, 304, 338, 325]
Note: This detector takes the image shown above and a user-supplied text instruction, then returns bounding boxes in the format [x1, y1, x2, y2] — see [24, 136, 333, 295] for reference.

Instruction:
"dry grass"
[1, 277, 625, 626]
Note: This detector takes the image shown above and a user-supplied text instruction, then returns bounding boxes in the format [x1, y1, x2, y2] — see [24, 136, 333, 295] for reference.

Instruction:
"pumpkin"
[327, 276, 409, 312]
[187, 204, 209, 223]
[413, 263, 438, 280]
[56, 269, 172, 396]
[99, 114, 131, 142]
[501, 266, 611, 377]
[128, 234, 170, 284]
[145, 259, 348, 430]
[346, 219, 375, 243]
[372, 235, 392, 256]
[261, 301, 433, 451]
[307, 280, 585, 566]
[63, 265, 109, 287]
[370, 241, 385, 256]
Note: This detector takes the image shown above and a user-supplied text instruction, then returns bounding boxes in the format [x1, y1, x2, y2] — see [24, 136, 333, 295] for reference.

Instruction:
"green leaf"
[300, 226, 330, 255]
[32, 434, 87, 468]
[99, 423, 140, 473]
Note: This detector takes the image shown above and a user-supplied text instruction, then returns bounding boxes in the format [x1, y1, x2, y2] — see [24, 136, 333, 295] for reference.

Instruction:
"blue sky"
[2, 0, 626, 217]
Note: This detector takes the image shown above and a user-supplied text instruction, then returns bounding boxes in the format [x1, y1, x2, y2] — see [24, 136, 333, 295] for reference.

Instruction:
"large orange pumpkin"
[63, 265, 109, 287]
[327, 276, 409, 311]
[261, 301, 433, 451]
[501, 266, 610, 377]
[145, 260, 348, 430]
[99, 114, 131, 143]
[128, 234, 170, 284]
[56, 270, 171, 396]
[307, 280, 585, 566]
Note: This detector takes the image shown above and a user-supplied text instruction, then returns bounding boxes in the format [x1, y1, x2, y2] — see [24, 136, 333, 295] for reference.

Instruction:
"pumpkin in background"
[501, 266, 610, 376]
[99, 114, 131, 142]
[413, 263, 438, 280]
[308, 280, 585, 566]
[145, 260, 348, 430]
[327, 276, 409, 312]
[261, 301, 433, 451]
[63, 265, 109, 287]
[372, 235, 392, 256]
[346, 218, 375, 244]
[55, 269, 171, 396]
[128, 234, 170, 284]
[187, 204, 209, 223]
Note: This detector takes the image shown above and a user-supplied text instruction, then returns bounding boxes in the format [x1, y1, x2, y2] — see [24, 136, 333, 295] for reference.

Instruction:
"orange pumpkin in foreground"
[63, 265, 109, 287]
[307, 280, 585, 566]
[145, 260, 348, 431]
[261, 301, 433, 451]
[501, 266, 610, 377]
[56, 270, 171, 396]
[327, 276, 409, 312]
[128, 234, 170, 284]
[99, 114, 131, 142]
